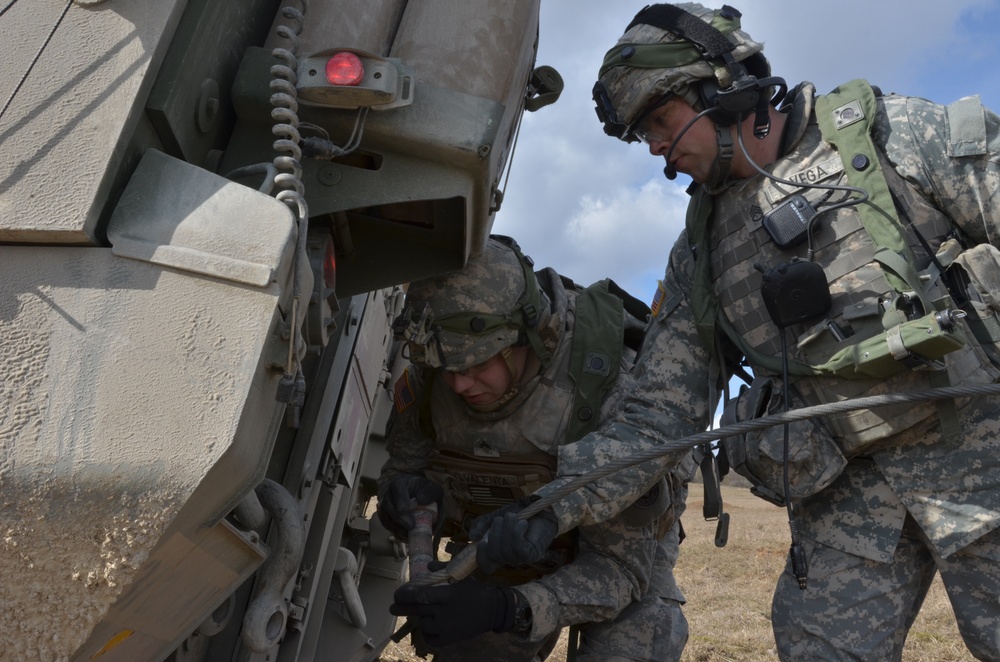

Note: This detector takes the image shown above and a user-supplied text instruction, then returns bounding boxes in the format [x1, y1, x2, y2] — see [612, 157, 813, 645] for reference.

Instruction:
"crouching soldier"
[378, 236, 695, 661]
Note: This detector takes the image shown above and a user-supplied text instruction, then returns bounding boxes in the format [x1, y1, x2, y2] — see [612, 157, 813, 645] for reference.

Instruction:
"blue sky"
[492, 0, 1000, 306]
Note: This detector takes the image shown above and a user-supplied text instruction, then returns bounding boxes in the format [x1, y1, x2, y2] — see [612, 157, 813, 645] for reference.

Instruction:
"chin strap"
[705, 123, 735, 188]
[467, 347, 523, 413]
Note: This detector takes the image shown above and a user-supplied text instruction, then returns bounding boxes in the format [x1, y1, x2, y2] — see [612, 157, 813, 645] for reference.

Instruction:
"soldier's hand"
[468, 498, 530, 541]
[473, 508, 558, 575]
[377, 475, 444, 540]
[389, 578, 516, 647]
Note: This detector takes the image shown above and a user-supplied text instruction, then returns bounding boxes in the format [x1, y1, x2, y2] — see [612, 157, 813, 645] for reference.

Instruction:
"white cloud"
[559, 179, 688, 291]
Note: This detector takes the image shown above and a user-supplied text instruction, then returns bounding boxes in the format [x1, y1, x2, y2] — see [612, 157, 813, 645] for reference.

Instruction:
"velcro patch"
[763, 156, 844, 206]
[393, 369, 416, 413]
[651, 279, 681, 319]
[651, 280, 667, 317]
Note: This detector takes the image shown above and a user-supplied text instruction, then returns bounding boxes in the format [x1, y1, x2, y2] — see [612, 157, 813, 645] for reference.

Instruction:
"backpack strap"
[814, 79, 931, 313]
[565, 279, 629, 443]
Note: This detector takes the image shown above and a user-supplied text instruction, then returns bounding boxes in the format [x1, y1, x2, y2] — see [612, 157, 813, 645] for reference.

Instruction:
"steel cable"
[408, 380, 1000, 587]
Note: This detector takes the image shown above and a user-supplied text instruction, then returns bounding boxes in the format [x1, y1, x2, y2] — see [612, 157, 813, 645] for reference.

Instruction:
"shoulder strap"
[565, 279, 630, 443]
[814, 79, 929, 311]
[687, 187, 718, 354]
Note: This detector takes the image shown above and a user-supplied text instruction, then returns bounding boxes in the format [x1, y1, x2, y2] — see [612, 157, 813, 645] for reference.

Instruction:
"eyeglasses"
[630, 92, 676, 144]
[634, 104, 672, 145]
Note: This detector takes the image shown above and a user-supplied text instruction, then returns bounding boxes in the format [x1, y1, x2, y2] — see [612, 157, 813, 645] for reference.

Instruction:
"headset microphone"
[663, 158, 677, 180]
[662, 134, 679, 180]
[657, 106, 711, 181]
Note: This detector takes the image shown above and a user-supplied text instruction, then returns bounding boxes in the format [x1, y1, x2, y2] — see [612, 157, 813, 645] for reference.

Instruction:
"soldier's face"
[440, 347, 526, 407]
[636, 97, 718, 183]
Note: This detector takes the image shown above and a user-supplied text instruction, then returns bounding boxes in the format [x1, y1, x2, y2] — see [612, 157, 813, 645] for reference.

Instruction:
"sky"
[491, 0, 1000, 306]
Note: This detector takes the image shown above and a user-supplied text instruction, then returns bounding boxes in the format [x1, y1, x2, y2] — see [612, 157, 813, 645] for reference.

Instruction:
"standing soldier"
[379, 236, 693, 661]
[491, 3, 1000, 660]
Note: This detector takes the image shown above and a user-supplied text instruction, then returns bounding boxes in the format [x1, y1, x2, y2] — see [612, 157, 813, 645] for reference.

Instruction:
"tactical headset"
[594, 4, 787, 143]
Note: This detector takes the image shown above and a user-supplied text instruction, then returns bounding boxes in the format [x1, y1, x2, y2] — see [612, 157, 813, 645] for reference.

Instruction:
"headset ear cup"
[699, 77, 761, 126]
[699, 79, 737, 126]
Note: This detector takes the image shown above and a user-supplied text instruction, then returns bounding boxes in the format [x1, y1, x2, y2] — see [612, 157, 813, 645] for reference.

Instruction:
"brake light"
[326, 52, 364, 86]
[298, 49, 414, 109]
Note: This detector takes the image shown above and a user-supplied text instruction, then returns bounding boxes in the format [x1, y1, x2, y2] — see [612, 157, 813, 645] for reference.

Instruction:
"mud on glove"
[469, 497, 558, 575]
[377, 475, 444, 540]
[389, 578, 516, 647]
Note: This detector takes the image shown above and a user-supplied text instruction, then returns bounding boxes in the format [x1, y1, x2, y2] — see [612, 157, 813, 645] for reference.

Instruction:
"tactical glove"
[470, 497, 559, 574]
[389, 578, 516, 647]
[377, 475, 444, 540]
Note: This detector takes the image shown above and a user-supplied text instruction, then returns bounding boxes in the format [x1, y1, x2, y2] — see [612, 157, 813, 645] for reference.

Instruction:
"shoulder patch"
[651, 280, 666, 317]
[650, 279, 680, 319]
[946, 94, 987, 157]
[393, 369, 417, 413]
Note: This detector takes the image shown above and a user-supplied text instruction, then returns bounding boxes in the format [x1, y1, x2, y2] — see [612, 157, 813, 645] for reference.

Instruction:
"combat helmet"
[593, 3, 785, 153]
[392, 236, 552, 374]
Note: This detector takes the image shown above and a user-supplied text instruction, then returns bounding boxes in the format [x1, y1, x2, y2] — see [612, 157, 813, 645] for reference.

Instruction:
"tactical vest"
[691, 80, 1000, 455]
[421, 280, 646, 579]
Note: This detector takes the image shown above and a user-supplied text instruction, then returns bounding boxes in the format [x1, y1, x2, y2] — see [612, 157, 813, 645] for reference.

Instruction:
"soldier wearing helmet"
[378, 236, 694, 661]
[495, 3, 1000, 661]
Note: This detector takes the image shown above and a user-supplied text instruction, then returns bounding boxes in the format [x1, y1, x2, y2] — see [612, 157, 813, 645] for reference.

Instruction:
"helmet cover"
[597, 2, 767, 138]
[395, 238, 542, 372]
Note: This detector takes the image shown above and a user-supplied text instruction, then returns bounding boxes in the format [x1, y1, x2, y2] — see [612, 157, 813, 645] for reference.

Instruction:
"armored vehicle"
[0, 1, 560, 660]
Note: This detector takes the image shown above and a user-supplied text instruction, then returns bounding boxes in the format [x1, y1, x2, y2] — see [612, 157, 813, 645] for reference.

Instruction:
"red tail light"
[326, 52, 364, 86]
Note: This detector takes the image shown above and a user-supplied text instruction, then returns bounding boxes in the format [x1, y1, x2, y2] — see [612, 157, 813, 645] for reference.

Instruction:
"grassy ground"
[379, 485, 976, 661]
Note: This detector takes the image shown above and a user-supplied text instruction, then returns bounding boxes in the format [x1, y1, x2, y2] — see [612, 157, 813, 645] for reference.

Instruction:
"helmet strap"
[705, 123, 735, 188]
[499, 346, 519, 382]
[466, 346, 530, 412]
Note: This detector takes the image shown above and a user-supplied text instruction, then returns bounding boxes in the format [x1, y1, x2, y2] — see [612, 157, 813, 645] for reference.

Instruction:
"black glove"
[378, 475, 444, 540]
[389, 578, 515, 647]
[470, 498, 559, 574]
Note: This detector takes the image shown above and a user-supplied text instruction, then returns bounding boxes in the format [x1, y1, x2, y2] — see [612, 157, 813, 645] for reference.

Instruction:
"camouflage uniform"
[380, 258, 693, 662]
[538, 78, 1000, 661]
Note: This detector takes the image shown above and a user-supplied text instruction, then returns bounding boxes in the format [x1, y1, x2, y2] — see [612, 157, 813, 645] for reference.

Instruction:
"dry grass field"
[379, 485, 975, 661]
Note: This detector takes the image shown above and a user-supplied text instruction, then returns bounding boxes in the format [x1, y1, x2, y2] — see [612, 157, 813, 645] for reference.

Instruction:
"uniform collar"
[777, 82, 817, 158]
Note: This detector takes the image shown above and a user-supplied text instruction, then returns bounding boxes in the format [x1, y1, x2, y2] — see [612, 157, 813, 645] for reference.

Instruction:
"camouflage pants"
[772, 515, 1000, 661]
[576, 536, 689, 662]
